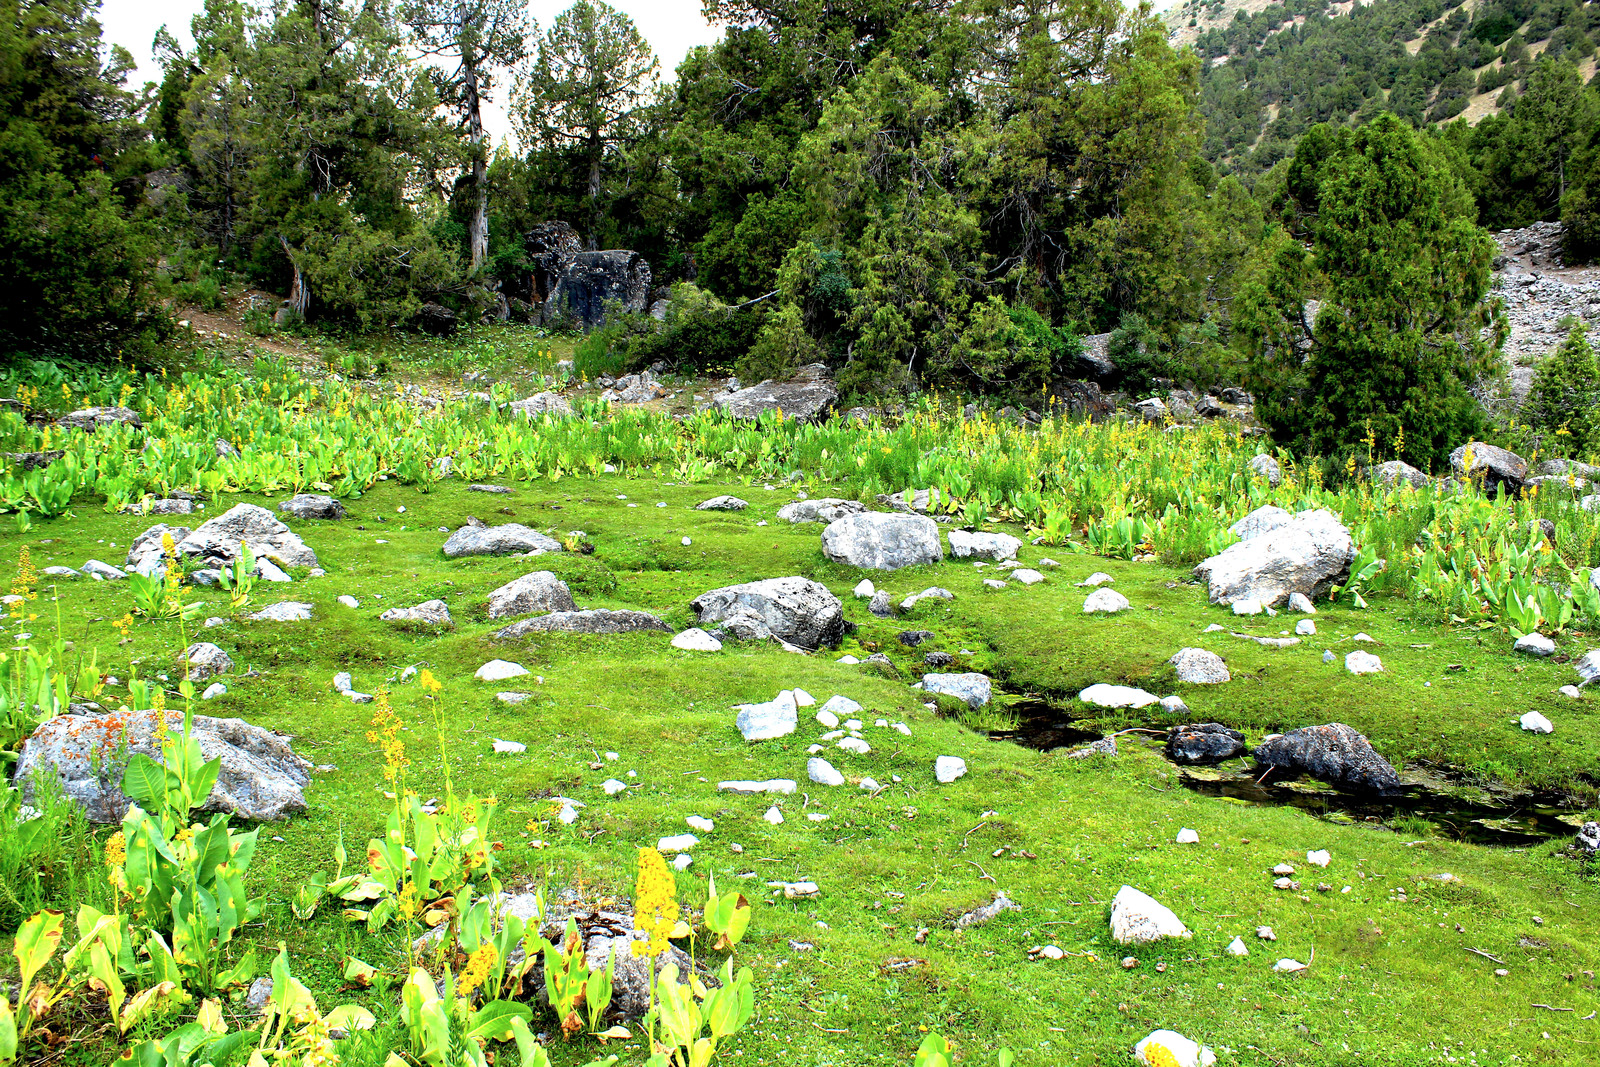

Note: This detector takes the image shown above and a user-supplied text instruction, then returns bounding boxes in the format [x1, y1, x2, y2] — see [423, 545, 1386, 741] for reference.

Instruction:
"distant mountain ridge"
[1162, 0, 1600, 173]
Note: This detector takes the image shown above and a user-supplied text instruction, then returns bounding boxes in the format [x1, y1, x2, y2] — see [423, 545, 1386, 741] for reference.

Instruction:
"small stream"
[989, 694, 1583, 847]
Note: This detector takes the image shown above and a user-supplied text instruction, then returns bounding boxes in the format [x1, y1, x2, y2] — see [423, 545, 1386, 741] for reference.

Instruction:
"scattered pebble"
[602, 779, 626, 795]
[763, 806, 784, 825]
[492, 739, 526, 754]
[686, 816, 714, 832]
[1175, 828, 1199, 844]
[935, 755, 967, 783]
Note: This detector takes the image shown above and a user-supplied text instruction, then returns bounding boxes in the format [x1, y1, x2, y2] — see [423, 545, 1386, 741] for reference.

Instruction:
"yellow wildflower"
[456, 942, 498, 1000]
[631, 847, 678, 958]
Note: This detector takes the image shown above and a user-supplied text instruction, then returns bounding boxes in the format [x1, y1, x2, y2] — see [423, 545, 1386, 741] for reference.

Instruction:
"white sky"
[98, 0, 722, 147]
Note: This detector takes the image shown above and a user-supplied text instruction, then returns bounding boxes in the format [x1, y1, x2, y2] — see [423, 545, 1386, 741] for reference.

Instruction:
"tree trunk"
[586, 130, 603, 250]
[280, 236, 309, 317]
[461, 3, 488, 273]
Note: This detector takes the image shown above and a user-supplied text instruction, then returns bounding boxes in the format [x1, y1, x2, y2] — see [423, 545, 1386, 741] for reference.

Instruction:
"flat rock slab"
[475, 659, 530, 682]
[442, 524, 563, 558]
[922, 672, 991, 709]
[468, 484, 513, 493]
[948, 530, 1022, 561]
[778, 498, 864, 524]
[1253, 723, 1401, 793]
[822, 512, 942, 570]
[1166, 723, 1246, 764]
[380, 600, 454, 628]
[712, 366, 838, 421]
[277, 494, 345, 520]
[14, 709, 311, 823]
[494, 610, 669, 639]
[692, 577, 844, 650]
[717, 779, 797, 795]
[486, 571, 576, 619]
[248, 602, 312, 622]
[671, 628, 722, 651]
[1079, 683, 1160, 708]
[696, 496, 749, 511]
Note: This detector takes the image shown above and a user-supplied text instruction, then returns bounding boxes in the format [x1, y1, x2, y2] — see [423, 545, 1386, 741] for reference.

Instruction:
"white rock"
[934, 755, 967, 784]
[337, 595, 359, 608]
[1352, 632, 1375, 643]
[475, 659, 529, 682]
[808, 758, 845, 786]
[816, 709, 839, 728]
[983, 578, 1008, 589]
[1168, 647, 1230, 684]
[496, 692, 531, 704]
[1134, 1030, 1216, 1067]
[763, 806, 784, 824]
[201, 682, 226, 700]
[681, 537, 692, 546]
[793, 688, 815, 707]
[836, 737, 871, 755]
[602, 779, 626, 795]
[658, 834, 699, 852]
[843, 718, 862, 730]
[1109, 885, 1191, 945]
[1078, 572, 1114, 587]
[735, 693, 799, 741]
[1083, 588, 1131, 614]
[1079, 683, 1160, 708]
[1273, 958, 1308, 973]
[1175, 828, 1199, 844]
[672, 854, 693, 871]
[893, 723, 911, 736]
[874, 718, 887, 727]
[686, 816, 714, 832]
[718, 779, 797, 795]
[1225, 937, 1249, 957]
[1514, 632, 1555, 657]
[1159, 695, 1189, 714]
[1520, 711, 1554, 734]
[1560, 685, 1583, 698]
[672, 628, 723, 652]
[1272, 863, 1295, 875]
[1295, 619, 1317, 636]
[853, 579, 876, 598]
[1012, 569, 1045, 585]
[859, 778, 880, 791]
[807, 744, 823, 754]
[332, 672, 353, 693]
[836, 655, 860, 664]
[947, 529, 1023, 562]
[1232, 599, 1264, 616]
[492, 739, 527, 754]
[1256, 926, 1276, 940]
[1307, 849, 1331, 867]
[1287, 592, 1317, 614]
[820, 695, 862, 717]
[1345, 650, 1384, 675]
[1202, 623, 1225, 633]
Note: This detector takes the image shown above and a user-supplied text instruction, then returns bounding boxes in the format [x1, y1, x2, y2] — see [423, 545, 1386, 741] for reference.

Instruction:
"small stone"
[859, 777, 880, 791]
[1256, 926, 1276, 940]
[793, 688, 815, 707]
[1109, 885, 1191, 944]
[475, 659, 529, 682]
[492, 739, 527, 754]
[853, 579, 875, 598]
[1168, 647, 1230, 684]
[934, 755, 967, 783]
[1273, 958, 1308, 973]
[496, 692, 531, 704]
[1272, 863, 1295, 875]
[1159, 695, 1189, 714]
[821, 695, 862, 717]
[836, 737, 871, 755]
[201, 682, 226, 700]
[1514, 632, 1555, 657]
[1352, 632, 1375, 643]
[672, 854, 693, 871]
[657, 834, 699, 852]
[333, 672, 353, 693]
[763, 806, 784, 824]
[1079, 683, 1160, 708]
[681, 536, 692, 546]
[808, 758, 845, 786]
[671, 628, 722, 652]
[1083, 588, 1131, 614]
[337, 595, 359, 608]
[1295, 619, 1316, 636]
[1560, 685, 1583, 698]
[719, 779, 797, 795]
[1078, 572, 1114, 587]
[1176, 828, 1199, 844]
[602, 779, 626, 795]
[1345, 650, 1383, 675]
[1519, 711, 1554, 734]
[1287, 592, 1316, 614]
[1225, 937, 1248, 957]
[1307, 849, 1331, 867]
[1323, 649, 1335, 663]
[1012, 569, 1044, 585]
[983, 578, 1008, 589]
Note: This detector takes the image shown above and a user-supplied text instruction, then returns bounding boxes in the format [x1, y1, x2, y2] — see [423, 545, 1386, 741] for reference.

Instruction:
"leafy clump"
[1520, 320, 1600, 458]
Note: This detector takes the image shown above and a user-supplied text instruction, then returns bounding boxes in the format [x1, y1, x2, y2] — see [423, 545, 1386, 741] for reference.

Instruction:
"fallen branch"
[965, 860, 996, 884]
[1533, 1003, 1575, 1012]
[1465, 947, 1506, 964]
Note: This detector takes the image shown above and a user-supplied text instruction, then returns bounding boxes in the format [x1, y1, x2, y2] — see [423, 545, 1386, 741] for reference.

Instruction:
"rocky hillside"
[1491, 220, 1600, 405]
[1169, 0, 1600, 172]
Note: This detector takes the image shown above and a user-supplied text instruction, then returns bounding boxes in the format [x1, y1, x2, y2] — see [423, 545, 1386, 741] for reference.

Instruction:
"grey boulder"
[1253, 723, 1402, 793]
[1371, 461, 1432, 489]
[947, 530, 1022, 561]
[1248, 454, 1282, 487]
[692, 577, 844, 650]
[1168, 648, 1230, 684]
[494, 609, 669, 639]
[712, 363, 837, 422]
[184, 642, 233, 683]
[487, 571, 577, 619]
[14, 709, 311, 822]
[821, 512, 942, 570]
[177, 503, 320, 569]
[380, 600, 454, 628]
[442, 524, 563, 558]
[508, 392, 573, 418]
[1194, 508, 1354, 608]
[278, 494, 345, 520]
[1449, 441, 1528, 497]
[777, 498, 864, 524]
[1166, 723, 1247, 765]
[696, 496, 749, 511]
[922, 672, 992, 709]
[124, 523, 191, 576]
[57, 406, 141, 431]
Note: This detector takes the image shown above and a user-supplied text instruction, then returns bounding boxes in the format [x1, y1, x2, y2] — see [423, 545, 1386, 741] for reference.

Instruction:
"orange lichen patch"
[43, 709, 182, 760]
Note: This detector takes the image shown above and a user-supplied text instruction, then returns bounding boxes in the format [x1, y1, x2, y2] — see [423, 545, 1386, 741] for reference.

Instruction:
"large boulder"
[712, 364, 838, 422]
[487, 571, 577, 619]
[921, 672, 992, 709]
[494, 609, 670, 639]
[546, 250, 652, 327]
[14, 710, 312, 823]
[124, 523, 192, 576]
[176, 504, 320, 569]
[778, 498, 864, 524]
[821, 513, 943, 570]
[277, 494, 344, 520]
[1252, 723, 1402, 793]
[1168, 648, 1230, 684]
[3, 450, 64, 471]
[1193, 508, 1354, 608]
[414, 303, 457, 336]
[691, 577, 844, 650]
[948, 530, 1022, 561]
[1371, 460, 1432, 489]
[442, 524, 563, 558]
[601, 371, 667, 405]
[57, 406, 141, 431]
[1449, 441, 1528, 497]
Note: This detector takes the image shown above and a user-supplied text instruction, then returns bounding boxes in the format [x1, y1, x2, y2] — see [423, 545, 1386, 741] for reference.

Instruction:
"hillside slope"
[1165, 0, 1599, 172]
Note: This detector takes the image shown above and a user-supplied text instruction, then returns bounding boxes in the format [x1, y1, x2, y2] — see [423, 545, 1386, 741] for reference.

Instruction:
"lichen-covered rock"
[184, 642, 233, 683]
[1449, 441, 1528, 497]
[507, 392, 573, 418]
[921, 672, 991, 709]
[777, 498, 864, 524]
[1168, 648, 1230, 684]
[380, 600, 454, 628]
[176, 504, 320, 569]
[14, 710, 312, 822]
[1371, 460, 1432, 489]
[713, 364, 838, 422]
[1253, 723, 1402, 793]
[486, 571, 577, 619]
[494, 609, 670, 639]
[821, 512, 942, 570]
[691, 577, 844, 650]
[1166, 723, 1247, 765]
[277, 494, 345, 520]
[1194, 508, 1354, 608]
[442, 524, 563, 558]
[57, 406, 141, 431]
[947, 530, 1022, 561]
[1248, 453, 1282, 487]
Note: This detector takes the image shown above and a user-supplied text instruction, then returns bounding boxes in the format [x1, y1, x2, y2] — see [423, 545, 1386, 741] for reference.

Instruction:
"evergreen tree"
[1236, 114, 1503, 470]
[1522, 320, 1600, 457]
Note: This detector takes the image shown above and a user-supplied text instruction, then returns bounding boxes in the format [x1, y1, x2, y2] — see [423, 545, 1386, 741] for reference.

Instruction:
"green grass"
[4, 475, 1599, 1065]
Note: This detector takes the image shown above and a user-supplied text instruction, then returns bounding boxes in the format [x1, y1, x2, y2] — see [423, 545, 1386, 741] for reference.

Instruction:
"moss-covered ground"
[6, 469, 1599, 1066]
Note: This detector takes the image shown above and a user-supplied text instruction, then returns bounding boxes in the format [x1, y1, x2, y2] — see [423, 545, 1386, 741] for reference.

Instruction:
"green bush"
[1520, 320, 1600, 458]
[1106, 312, 1165, 393]
[739, 304, 820, 383]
